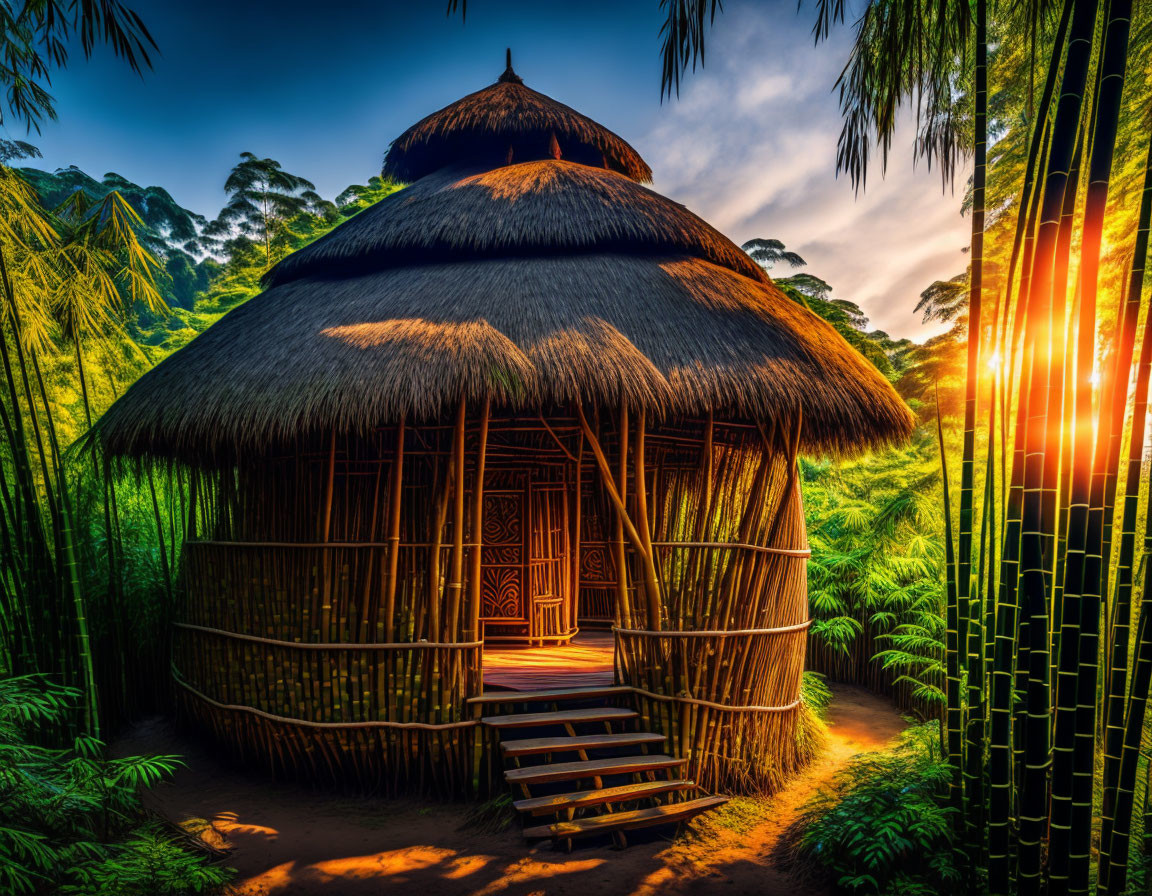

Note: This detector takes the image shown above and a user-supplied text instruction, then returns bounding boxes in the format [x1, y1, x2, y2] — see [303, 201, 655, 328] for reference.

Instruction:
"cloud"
[640, 2, 969, 341]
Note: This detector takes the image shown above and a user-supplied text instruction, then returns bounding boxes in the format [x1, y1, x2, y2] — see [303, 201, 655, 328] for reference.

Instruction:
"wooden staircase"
[471, 686, 729, 849]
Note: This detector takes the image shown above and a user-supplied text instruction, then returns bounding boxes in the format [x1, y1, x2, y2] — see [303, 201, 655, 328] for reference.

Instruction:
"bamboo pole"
[572, 437, 583, 625]
[573, 406, 650, 563]
[467, 398, 490, 645]
[616, 406, 632, 629]
[446, 400, 467, 642]
[633, 409, 662, 630]
[382, 419, 405, 640]
[428, 461, 450, 643]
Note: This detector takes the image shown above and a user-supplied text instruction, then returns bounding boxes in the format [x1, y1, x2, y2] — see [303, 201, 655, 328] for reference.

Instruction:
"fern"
[0, 676, 230, 895]
[802, 436, 947, 711]
[795, 723, 962, 893]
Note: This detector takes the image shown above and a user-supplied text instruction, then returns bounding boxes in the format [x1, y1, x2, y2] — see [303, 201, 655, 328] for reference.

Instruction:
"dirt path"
[116, 683, 906, 896]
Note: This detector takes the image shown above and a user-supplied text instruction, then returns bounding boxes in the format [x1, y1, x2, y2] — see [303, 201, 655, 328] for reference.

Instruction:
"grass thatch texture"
[95, 255, 913, 463]
[265, 161, 768, 287]
[383, 73, 652, 184]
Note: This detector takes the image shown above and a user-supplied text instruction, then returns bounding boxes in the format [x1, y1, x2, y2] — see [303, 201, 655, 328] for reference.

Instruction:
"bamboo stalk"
[633, 409, 662, 630]
[445, 400, 467, 643]
[467, 398, 490, 645]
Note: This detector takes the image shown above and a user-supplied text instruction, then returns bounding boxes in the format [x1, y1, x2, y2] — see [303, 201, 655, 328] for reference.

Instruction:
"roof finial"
[498, 47, 523, 84]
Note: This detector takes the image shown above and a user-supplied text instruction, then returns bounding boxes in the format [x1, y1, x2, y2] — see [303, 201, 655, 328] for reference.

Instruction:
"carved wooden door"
[479, 489, 525, 623]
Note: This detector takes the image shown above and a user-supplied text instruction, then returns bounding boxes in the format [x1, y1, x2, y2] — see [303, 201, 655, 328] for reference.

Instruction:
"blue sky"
[24, 0, 968, 339]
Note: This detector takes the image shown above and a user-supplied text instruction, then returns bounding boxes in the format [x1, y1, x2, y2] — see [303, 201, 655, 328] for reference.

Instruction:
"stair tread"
[468, 686, 632, 705]
[505, 754, 684, 785]
[481, 706, 637, 728]
[514, 778, 695, 815]
[523, 795, 730, 841]
[502, 732, 665, 757]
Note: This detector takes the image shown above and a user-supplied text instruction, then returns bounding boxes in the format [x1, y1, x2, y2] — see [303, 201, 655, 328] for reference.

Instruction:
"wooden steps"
[469, 685, 632, 705]
[514, 778, 695, 816]
[501, 731, 665, 758]
[505, 754, 685, 786]
[522, 796, 731, 842]
[480, 706, 636, 729]
[482, 684, 729, 849]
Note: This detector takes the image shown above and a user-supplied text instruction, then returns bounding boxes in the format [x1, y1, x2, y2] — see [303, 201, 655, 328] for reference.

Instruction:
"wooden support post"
[429, 461, 451, 643]
[320, 430, 336, 541]
[572, 438, 583, 628]
[615, 407, 631, 629]
[383, 417, 405, 641]
[446, 399, 467, 642]
[467, 397, 490, 646]
[574, 404, 656, 632]
[633, 409, 662, 630]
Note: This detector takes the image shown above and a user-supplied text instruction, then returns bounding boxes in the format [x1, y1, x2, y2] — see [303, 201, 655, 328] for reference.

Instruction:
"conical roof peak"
[383, 60, 652, 183]
[497, 48, 523, 84]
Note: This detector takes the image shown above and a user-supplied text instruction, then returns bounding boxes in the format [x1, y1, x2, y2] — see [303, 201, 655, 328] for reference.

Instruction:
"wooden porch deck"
[482, 630, 615, 691]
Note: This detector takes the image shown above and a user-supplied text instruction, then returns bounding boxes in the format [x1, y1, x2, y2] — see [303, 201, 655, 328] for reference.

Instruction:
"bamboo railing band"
[614, 622, 811, 637]
[186, 539, 481, 548]
[174, 622, 483, 650]
[651, 541, 811, 557]
[173, 671, 479, 730]
[626, 685, 802, 714]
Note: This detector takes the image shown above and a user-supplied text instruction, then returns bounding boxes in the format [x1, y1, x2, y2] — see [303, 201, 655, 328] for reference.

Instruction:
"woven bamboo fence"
[579, 414, 815, 794]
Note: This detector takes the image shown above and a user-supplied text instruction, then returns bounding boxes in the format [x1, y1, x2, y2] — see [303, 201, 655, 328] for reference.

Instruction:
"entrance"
[476, 460, 618, 691]
[479, 473, 576, 645]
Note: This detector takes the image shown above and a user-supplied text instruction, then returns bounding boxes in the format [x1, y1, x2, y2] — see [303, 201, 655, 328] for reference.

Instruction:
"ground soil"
[114, 682, 906, 896]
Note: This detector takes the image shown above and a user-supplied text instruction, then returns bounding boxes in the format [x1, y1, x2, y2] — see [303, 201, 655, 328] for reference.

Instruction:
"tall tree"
[206, 153, 330, 269]
[741, 237, 806, 270]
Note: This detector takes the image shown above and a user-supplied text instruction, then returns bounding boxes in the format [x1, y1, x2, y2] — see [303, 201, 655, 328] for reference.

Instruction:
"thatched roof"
[95, 65, 913, 463]
[266, 161, 767, 287]
[383, 54, 652, 183]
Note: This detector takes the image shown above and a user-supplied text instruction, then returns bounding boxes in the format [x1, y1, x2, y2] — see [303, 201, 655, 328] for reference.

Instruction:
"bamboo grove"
[936, 1, 1152, 893]
[654, 0, 1152, 881]
[0, 166, 182, 739]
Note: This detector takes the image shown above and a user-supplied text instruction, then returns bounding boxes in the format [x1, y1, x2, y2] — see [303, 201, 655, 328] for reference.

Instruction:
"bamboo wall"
[590, 415, 814, 794]
[174, 411, 495, 795]
[172, 408, 812, 797]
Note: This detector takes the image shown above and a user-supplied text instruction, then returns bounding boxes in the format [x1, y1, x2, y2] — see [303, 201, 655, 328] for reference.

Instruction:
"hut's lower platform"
[482, 631, 614, 691]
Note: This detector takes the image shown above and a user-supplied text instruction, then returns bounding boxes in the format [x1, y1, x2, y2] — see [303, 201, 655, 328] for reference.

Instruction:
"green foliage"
[202, 152, 333, 270]
[19, 166, 213, 312]
[58, 827, 230, 896]
[0, 135, 408, 738]
[742, 236, 915, 383]
[740, 237, 806, 270]
[796, 723, 962, 895]
[19, 167, 206, 251]
[801, 671, 834, 721]
[802, 436, 947, 712]
[0, 675, 231, 895]
[0, 1, 156, 133]
[337, 175, 403, 217]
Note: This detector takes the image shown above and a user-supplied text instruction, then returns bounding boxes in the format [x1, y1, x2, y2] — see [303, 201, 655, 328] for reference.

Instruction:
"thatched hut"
[96, 56, 912, 801]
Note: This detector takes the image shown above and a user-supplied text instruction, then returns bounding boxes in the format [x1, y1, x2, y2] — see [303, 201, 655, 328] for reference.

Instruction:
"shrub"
[0, 675, 231, 895]
[794, 722, 962, 894]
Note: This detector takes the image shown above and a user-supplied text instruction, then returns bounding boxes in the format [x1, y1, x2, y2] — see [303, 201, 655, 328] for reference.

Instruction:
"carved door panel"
[578, 488, 618, 623]
[480, 491, 525, 621]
